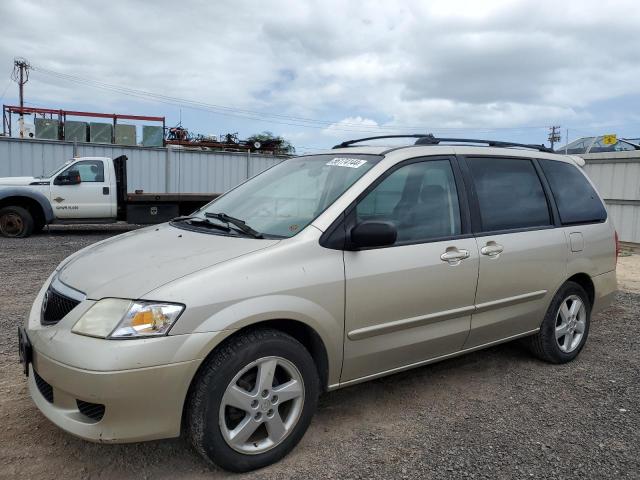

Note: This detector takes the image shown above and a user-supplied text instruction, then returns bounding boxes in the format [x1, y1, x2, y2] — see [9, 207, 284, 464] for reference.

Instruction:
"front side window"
[467, 157, 550, 232]
[61, 160, 104, 182]
[195, 154, 382, 238]
[355, 159, 462, 244]
[539, 159, 607, 224]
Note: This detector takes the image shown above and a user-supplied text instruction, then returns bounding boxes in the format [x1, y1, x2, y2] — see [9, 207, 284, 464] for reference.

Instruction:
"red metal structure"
[2, 105, 165, 143]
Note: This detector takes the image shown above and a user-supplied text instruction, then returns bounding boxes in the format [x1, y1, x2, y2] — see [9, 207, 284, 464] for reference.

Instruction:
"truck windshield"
[194, 154, 382, 238]
[40, 160, 73, 178]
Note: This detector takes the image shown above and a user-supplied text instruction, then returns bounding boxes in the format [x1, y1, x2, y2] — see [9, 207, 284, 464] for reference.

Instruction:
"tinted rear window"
[539, 159, 607, 224]
[467, 157, 551, 232]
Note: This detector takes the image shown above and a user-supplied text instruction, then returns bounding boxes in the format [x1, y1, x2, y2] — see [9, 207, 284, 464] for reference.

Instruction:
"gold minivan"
[19, 136, 617, 472]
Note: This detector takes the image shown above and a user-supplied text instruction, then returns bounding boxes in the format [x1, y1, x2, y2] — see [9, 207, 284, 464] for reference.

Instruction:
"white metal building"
[1, 136, 639, 244]
[582, 150, 640, 245]
[0, 136, 285, 195]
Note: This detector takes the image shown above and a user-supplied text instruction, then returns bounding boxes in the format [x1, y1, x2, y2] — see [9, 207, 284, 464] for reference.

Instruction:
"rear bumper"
[29, 349, 201, 443]
[592, 270, 617, 315]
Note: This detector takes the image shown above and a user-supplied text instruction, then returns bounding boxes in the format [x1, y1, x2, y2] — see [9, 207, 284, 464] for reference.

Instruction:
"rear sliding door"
[459, 156, 568, 348]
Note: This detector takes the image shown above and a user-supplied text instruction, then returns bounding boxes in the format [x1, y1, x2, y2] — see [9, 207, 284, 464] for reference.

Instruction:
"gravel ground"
[0, 227, 638, 479]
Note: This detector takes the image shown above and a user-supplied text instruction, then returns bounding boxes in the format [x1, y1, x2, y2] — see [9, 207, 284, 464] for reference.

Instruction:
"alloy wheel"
[219, 356, 305, 455]
[555, 294, 587, 353]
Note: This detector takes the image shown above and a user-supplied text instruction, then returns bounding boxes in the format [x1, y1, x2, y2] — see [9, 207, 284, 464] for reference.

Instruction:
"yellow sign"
[603, 134, 617, 145]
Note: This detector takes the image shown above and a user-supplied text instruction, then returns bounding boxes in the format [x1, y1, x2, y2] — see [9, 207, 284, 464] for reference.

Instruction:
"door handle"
[480, 242, 504, 257]
[440, 248, 470, 265]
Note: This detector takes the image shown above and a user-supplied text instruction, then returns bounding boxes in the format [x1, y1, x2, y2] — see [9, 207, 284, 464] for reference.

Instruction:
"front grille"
[41, 287, 80, 325]
[76, 400, 105, 422]
[34, 369, 53, 403]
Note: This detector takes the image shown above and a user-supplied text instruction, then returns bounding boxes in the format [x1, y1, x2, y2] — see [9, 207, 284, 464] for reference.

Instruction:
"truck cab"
[0, 155, 214, 237]
[32, 157, 117, 219]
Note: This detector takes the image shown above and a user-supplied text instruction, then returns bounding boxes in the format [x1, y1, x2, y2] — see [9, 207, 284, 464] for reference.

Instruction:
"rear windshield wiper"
[171, 216, 231, 233]
[205, 212, 263, 239]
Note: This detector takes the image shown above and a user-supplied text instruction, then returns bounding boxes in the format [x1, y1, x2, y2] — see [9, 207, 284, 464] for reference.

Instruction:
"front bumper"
[24, 279, 233, 443]
[29, 350, 200, 443]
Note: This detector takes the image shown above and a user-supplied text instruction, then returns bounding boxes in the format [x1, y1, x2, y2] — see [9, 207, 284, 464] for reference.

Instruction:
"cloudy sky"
[1, 0, 640, 152]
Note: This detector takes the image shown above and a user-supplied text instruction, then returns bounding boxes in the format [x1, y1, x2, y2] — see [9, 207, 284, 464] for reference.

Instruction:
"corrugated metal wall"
[582, 151, 640, 244]
[0, 137, 285, 194]
[2, 137, 638, 243]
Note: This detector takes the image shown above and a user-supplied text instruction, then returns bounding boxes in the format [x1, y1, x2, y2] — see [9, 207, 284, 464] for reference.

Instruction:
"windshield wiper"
[171, 216, 231, 233]
[205, 212, 263, 239]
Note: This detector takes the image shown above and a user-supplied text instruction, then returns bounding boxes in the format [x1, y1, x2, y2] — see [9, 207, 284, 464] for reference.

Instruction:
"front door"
[460, 156, 568, 348]
[49, 159, 113, 219]
[342, 157, 479, 383]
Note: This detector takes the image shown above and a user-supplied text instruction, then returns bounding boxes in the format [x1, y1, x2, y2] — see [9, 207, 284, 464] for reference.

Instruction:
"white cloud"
[322, 116, 381, 137]
[1, 0, 639, 146]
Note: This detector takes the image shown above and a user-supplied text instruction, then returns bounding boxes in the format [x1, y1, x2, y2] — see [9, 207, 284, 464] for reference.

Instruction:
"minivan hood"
[0, 176, 39, 186]
[57, 223, 280, 299]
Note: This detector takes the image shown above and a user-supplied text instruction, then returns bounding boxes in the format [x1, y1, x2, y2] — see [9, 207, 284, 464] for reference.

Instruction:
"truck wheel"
[186, 329, 320, 472]
[0, 206, 34, 238]
[527, 281, 591, 364]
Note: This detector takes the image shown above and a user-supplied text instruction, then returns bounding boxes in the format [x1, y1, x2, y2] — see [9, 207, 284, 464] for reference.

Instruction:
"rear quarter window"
[539, 159, 607, 225]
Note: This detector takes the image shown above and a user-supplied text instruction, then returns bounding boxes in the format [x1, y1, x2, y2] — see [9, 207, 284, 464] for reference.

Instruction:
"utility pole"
[11, 57, 31, 138]
[548, 125, 561, 150]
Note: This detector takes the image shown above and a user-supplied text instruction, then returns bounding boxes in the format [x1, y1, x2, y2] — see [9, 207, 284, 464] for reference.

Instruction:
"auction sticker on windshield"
[326, 157, 368, 168]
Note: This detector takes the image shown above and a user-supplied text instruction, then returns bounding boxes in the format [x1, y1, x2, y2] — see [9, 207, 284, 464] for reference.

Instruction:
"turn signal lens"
[110, 302, 184, 338]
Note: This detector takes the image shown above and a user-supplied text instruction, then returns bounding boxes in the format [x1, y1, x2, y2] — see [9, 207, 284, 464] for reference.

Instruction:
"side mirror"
[350, 220, 397, 249]
[55, 169, 81, 185]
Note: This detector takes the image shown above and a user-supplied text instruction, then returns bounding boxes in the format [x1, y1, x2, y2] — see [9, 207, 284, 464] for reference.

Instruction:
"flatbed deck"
[125, 193, 219, 203]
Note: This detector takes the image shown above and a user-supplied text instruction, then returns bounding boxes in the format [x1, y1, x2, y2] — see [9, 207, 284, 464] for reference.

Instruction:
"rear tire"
[0, 206, 34, 238]
[185, 328, 320, 472]
[528, 281, 591, 363]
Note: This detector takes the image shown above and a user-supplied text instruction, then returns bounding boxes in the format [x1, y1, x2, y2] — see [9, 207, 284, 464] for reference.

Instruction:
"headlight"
[72, 299, 184, 339]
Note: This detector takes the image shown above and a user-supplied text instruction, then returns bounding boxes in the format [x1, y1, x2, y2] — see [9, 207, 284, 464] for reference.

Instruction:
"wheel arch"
[538, 272, 596, 331]
[193, 319, 330, 391]
[566, 272, 595, 307]
[0, 189, 54, 226]
[181, 318, 331, 434]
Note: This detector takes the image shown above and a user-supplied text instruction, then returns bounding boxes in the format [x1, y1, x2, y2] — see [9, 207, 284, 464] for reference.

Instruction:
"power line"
[26, 63, 639, 139]
[32, 66, 397, 132]
[0, 72, 12, 104]
[30, 64, 556, 134]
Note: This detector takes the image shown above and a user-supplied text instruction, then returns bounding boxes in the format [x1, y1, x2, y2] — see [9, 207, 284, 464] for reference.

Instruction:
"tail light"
[615, 230, 621, 262]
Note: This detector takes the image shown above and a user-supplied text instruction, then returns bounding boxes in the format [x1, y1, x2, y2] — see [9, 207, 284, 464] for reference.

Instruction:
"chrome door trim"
[474, 290, 547, 313]
[347, 305, 476, 341]
[330, 328, 540, 390]
[346, 290, 546, 341]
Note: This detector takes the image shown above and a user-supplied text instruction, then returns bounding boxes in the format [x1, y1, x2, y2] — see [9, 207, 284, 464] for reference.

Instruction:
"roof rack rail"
[332, 134, 553, 153]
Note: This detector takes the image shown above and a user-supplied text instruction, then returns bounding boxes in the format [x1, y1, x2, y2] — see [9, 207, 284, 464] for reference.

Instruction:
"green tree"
[246, 131, 295, 155]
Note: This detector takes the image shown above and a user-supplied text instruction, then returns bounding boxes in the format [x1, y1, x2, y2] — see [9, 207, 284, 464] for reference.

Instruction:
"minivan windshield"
[190, 154, 382, 238]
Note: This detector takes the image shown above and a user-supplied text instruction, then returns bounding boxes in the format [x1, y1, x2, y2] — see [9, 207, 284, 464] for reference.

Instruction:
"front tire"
[528, 281, 591, 363]
[186, 329, 320, 472]
[0, 206, 34, 238]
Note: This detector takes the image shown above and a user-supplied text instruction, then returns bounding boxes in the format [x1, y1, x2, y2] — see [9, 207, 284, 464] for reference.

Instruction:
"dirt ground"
[0, 227, 638, 479]
[617, 251, 640, 295]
